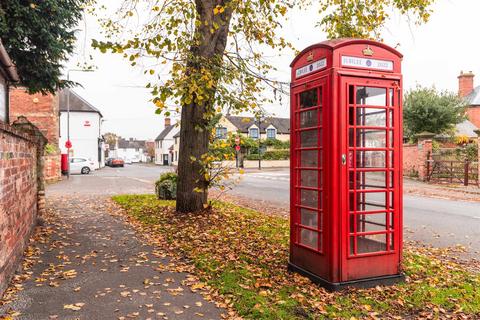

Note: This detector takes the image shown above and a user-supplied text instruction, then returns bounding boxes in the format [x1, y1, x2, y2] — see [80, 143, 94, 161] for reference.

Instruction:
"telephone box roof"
[290, 38, 403, 67]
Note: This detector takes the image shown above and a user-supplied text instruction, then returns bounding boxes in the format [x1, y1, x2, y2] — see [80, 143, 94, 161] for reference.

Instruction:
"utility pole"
[257, 115, 264, 170]
[66, 69, 94, 179]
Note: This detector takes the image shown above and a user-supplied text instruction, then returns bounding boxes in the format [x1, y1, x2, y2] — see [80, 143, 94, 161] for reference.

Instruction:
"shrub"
[246, 154, 260, 160]
[403, 86, 466, 139]
[155, 172, 177, 200]
[263, 138, 290, 149]
[455, 143, 478, 161]
[44, 143, 59, 155]
[432, 140, 440, 152]
[245, 150, 289, 160]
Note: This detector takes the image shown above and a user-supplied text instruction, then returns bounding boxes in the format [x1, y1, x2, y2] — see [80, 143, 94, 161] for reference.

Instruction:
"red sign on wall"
[84, 120, 91, 127]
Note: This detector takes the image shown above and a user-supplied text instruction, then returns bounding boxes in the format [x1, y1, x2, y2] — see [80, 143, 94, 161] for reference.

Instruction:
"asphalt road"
[47, 164, 480, 257]
[231, 169, 480, 257]
[47, 163, 172, 196]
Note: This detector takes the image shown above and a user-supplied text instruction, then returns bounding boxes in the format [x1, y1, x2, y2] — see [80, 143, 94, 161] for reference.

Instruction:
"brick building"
[458, 71, 480, 129]
[9, 89, 61, 182]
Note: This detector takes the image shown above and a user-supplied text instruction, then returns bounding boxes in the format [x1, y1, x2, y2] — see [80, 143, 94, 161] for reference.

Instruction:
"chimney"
[458, 71, 475, 98]
[165, 117, 171, 127]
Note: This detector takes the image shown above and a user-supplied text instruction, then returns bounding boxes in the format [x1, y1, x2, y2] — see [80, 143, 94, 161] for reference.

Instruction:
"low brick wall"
[223, 159, 289, 169]
[0, 122, 39, 296]
[43, 154, 61, 182]
[403, 140, 432, 180]
[477, 136, 480, 187]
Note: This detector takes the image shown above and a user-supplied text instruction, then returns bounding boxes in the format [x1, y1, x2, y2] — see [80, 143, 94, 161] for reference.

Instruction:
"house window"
[175, 151, 178, 161]
[216, 127, 227, 139]
[266, 128, 276, 139]
[249, 127, 259, 139]
[0, 77, 6, 123]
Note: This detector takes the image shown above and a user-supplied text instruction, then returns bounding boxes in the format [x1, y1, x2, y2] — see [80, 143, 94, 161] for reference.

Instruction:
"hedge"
[246, 149, 289, 160]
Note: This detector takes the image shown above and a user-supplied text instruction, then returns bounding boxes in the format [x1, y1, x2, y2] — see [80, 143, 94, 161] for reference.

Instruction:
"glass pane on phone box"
[300, 228, 318, 249]
[300, 150, 317, 167]
[300, 208, 318, 228]
[356, 192, 387, 212]
[357, 234, 387, 254]
[299, 109, 317, 128]
[356, 87, 387, 106]
[300, 130, 318, 147]
[299, 89, 318, 109]
[356, 108, 386, 126]
[355, 130, 386, 148]
[355, 213, 387, 232]
[300, 189, 318, 208]
[356, 151, 386, 168]
[355, 171, 386, 190]
[300, 170, 318, 187]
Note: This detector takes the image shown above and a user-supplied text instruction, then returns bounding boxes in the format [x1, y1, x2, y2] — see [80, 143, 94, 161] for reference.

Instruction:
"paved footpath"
[0, 195, 224, 319]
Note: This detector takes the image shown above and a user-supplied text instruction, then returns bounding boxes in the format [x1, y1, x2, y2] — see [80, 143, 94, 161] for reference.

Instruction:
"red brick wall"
[403, 140, 433, 180]
[0, 122, 39, 296]
[9, 88, 61, 181]
[466, 107, 480, 129]
[458, 72, 474, 98]
[43, 154, 61, 183]
[478, 136, 480, 187]
[9, 89, 59, 145]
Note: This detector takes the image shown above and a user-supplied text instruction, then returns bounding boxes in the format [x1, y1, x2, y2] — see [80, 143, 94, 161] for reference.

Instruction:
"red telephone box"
[289, 39, 404, 290]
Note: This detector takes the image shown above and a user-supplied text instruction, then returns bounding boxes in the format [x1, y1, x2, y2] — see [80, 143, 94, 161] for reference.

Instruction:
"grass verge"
[112, 194, 480, 319]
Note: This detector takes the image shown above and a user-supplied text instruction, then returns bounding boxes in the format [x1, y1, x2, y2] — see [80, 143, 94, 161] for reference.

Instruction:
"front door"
[341, 76, 401, 281]
[163, 154, 169, 165]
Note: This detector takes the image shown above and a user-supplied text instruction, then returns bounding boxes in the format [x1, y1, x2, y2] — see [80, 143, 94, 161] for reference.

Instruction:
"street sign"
[65, 140, 72, 149]
[235, 145, 241, 152]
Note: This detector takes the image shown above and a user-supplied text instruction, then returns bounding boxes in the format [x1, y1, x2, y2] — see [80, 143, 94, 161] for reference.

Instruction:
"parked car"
[110, 158, 125, 167]
[105, 157, 113, 166]
[70, 157, 95, 174]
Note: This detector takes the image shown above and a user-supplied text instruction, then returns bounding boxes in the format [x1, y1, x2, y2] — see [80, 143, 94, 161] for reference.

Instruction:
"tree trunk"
[176, 102, 210, 212]
[176, 0, 233, 213]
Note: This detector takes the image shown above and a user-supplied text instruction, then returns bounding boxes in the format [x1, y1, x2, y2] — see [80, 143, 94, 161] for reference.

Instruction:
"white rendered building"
[59, 89, 105, 169]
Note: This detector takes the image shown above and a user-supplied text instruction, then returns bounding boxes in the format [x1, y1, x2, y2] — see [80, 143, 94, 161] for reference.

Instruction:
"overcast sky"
[66, 0, 477, 140]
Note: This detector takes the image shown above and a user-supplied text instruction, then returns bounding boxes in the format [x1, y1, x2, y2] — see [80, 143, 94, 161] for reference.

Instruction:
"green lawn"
[113, 194, 480, 319]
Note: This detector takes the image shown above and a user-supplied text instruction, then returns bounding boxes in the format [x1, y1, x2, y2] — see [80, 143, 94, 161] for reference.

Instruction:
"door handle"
[341, 154, 347, 165]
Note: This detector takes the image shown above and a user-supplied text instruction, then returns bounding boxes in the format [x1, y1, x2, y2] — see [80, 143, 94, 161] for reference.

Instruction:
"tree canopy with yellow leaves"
[92, 0, 435, 213]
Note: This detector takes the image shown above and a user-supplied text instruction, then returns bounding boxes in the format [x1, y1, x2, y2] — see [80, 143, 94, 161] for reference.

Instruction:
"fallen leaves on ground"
[63, 303, 85, 311]
[112, 194, 480, 319]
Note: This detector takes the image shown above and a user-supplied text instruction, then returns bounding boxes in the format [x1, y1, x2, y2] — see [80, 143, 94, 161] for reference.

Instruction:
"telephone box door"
[291, 77, 330, 280]
[341, 76, 402, 281]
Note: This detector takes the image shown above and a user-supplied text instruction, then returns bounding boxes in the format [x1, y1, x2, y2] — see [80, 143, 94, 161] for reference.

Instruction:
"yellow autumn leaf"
[213, 6, 224, 15]
[63, 303, 84, 311]
[191, 283, 205, 290]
